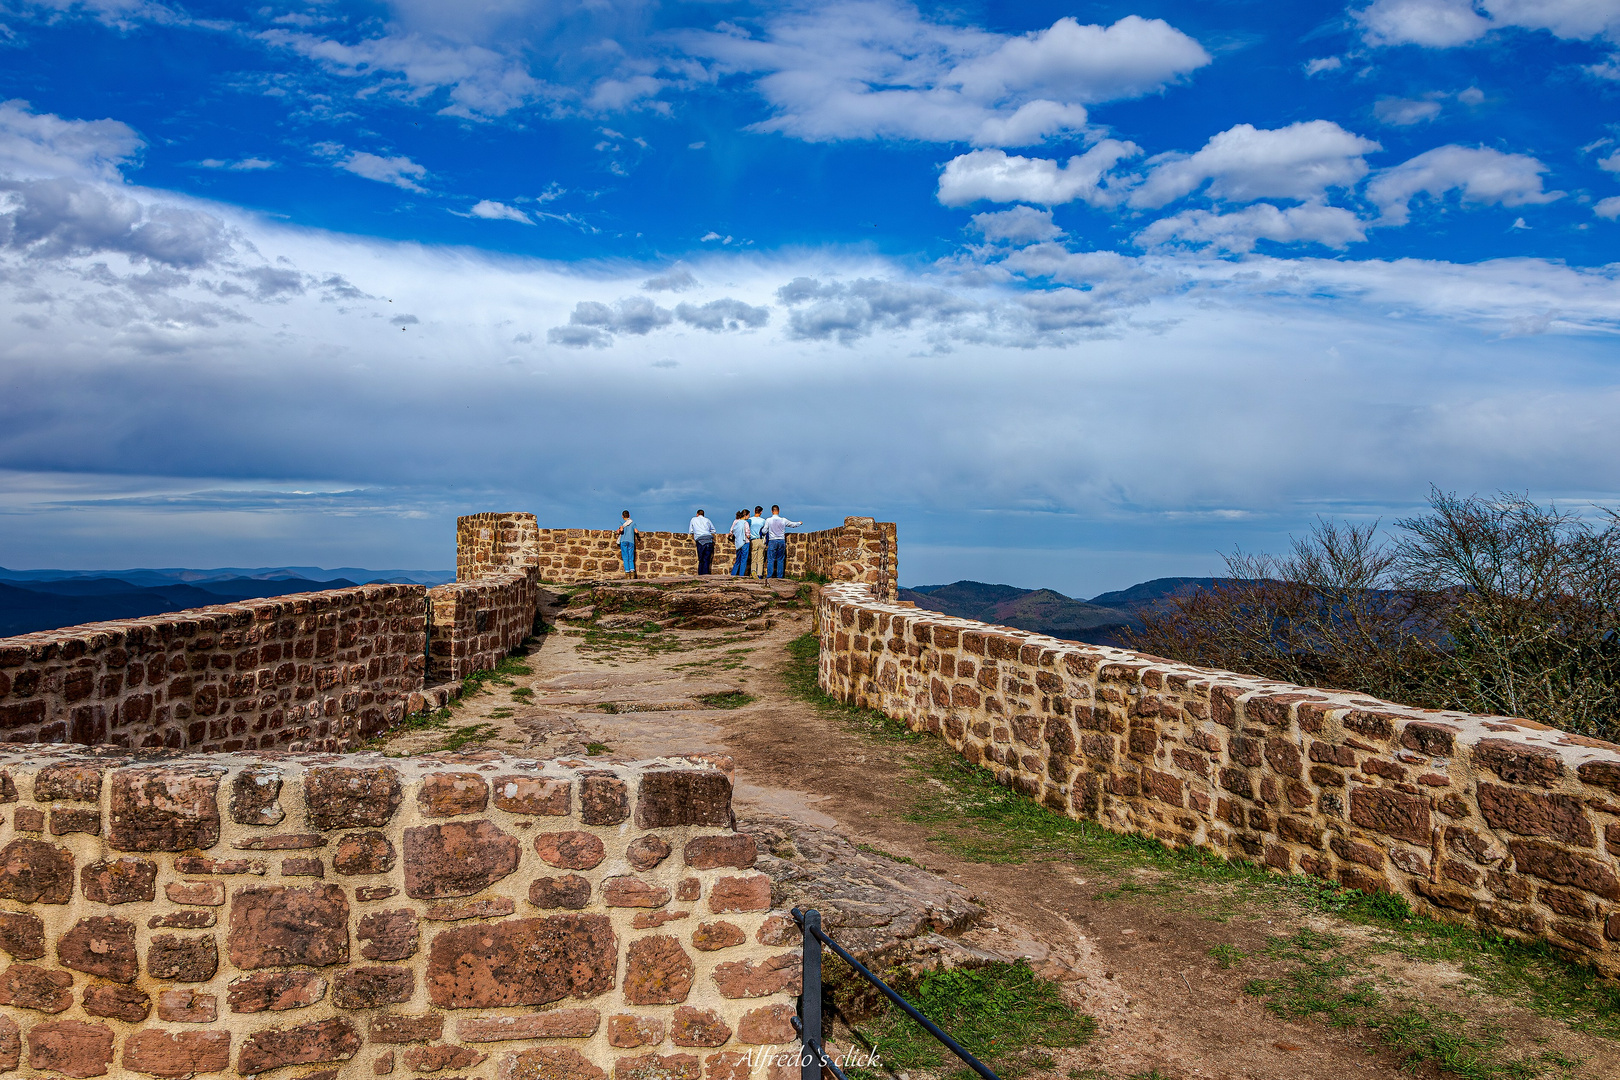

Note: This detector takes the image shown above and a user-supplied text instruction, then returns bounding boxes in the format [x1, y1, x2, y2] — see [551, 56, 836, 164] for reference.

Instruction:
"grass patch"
[846, 961, 1096, 1080]
[1208, 943, 1247, 970]
[510, 687, 533, 701]
[855, 843, 920, 867]
[778, 632, 1620, 1051]
[439, 723, 498, 752]
[585, 742, 612, 756]
[696, 690, 756, 709]
[460, 653, 533, 696]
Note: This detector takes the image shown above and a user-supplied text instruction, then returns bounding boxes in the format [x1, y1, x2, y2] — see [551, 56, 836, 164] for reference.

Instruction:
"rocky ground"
[375, 577, 1620, 1080]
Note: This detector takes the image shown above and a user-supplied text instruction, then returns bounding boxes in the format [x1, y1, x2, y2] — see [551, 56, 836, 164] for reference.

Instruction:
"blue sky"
[1, 0, 1619, 596]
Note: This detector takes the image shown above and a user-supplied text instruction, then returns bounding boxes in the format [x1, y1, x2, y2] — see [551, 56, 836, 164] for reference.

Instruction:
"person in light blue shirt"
[748, 506, 767, 578]
[729, 510, 751, 576]
[762, 505, 802, 579]
[688, 509, 718, 575]
[614, 511, 638, 576]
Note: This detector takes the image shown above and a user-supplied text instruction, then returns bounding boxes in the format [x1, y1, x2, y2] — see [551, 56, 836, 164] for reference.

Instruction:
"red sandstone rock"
[368, 1013, 445, 1043]
[227, 884, 349, 969]
[81, 982, 150, 1022]
[608, 1014, 665, 1048]
[579, 772, 629, 825]
[27, 1019, 114, 1078]
[156, 988, 217, 1023]
[80, 856, 157, 904]
[1348, 785, 1431, 845]
[281, 856, 324, 877]
[426, 914, 617, 1008]
[756, 915, 799, 947]
[0, 838, 74, 903]
[612, 1051, 701, 1080]
[229, 765, 285, 826]
[0, 963, 72, 1012]
[635, 769, 732, 828]
[623, 935, 694, 1005]
[303, 767, 403, 829]
[501, 1047, 608, 1080]
[670, 1006, 732, 1047]
[123, 1029, 231, 1078]
[403, 820, 521, 898]
[535, 830, 607, 870]
[1474, 739, 1564, 787]
[492, 775, 571, 815]
[458, 1010, 601, 1041]
[711, 954, 799, 998]
[107, 767, 223, 852]
[333, 831, 395, 875]
[529, 875, 592, 909]
[356, 884, 399, 902]
[683, 835, 755, 870]
[403, 1044, 488, 1071]
[226, 970, 327, 1013]
[1477, 783, 1595, 846]
[691, 922, 746, 951]
[333, 966, 415, 1008]
[627, 835, 672, 870]
[232, 833, 326, 850]
[604, 876, 671, 908]
[147, 934, 219, 982]
[166, 880, 225, 906]
[237, 1016, 360, 1075]
[633, 910, 689, 929]
[36, 763, 104, 802]
[423, 897, 515, 921]
[0, 910, 44, 959]
[708, 874, 771, 912]
[419, 772, 490, 817]
[703, 1050, 752, 1080]
[49, 807, 101, 836]
[358, 909, 419, 960]
[58, 916, 138, 982]
[1509, 839, 1620, 899]
[738, 1003, 796, 1044]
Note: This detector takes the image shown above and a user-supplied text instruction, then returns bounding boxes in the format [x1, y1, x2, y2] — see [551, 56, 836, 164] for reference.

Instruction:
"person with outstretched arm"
[688, 509, 719, 575]
[762, 504, 801, 579]
[614, 510, 639, 577]
[729, 510, 752, 576]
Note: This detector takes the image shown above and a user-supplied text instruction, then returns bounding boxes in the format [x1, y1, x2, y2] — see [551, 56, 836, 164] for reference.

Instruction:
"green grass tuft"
[696, 690, 756, 709]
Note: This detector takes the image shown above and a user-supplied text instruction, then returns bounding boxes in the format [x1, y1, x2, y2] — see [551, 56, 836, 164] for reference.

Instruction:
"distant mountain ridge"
[0, 566, 455, 638]
[899, 577, 1232, 647]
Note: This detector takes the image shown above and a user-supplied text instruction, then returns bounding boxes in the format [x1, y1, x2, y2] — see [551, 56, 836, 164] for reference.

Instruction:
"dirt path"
[380, 580, 1618, 1080]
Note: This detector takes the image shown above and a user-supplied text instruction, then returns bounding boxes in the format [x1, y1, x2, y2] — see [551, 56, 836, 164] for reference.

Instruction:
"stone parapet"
[0, 746, 797, 1078]
[426, 570, 539, 683]
[456, 513, 541, 582]
[0, 585, 426, 753]
[818, 582, 1620, 975]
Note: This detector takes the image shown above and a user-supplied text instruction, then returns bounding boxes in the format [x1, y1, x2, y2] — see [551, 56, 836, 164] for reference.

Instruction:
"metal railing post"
[799, 908, 823, 1080]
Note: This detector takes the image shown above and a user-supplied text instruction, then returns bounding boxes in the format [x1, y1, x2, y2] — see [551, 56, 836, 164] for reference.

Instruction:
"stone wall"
[818, 582, 1620, 976]
[0, 586, 427, 753]
[532, 518, 897, 596]
[456, 513, 541, 582]
[0, 747, 798, 1078]
[426, 571, 539, 683]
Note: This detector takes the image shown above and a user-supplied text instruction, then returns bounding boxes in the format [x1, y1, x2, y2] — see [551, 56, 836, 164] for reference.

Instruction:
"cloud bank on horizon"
[1, 0, 1619, 595]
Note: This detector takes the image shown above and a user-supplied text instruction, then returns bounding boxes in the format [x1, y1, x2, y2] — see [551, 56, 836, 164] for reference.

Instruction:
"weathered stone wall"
[0, 586, 427, 753]
[533, 518, 897, 595]
[456, 513, 541, 582]
[0, 747, 797, 1078]
[818, 582, 1620, 976]
[426, 571, 539, 683]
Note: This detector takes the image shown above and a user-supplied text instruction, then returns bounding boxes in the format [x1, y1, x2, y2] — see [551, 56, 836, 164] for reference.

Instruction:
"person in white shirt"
[762, 505, 802, 579]
[728, 510, 752, 576]
[748, 506, 767, 578]
[688, 509, 719, 575]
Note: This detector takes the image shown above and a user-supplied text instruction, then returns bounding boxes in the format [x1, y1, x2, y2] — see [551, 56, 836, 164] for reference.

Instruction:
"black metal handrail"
[791, 907, 1000, 1080]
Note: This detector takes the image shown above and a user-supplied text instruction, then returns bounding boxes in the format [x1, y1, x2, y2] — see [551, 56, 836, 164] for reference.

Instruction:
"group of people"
[613, 506, 802, 578]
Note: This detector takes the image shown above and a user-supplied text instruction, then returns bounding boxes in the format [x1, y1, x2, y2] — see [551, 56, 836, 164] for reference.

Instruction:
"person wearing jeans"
[748, 506, 767, 578]
[688, 509, 718, 575]
[615, 510, 638, 576]
[762, 504, 802, 578]
[729, 510, 751, 576]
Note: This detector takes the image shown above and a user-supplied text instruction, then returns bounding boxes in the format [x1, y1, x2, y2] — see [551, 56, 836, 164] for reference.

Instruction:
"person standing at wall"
[749, 505, 767, 578]
[689, 509, 718, 575]
[615, 510, 639, 577]
[763, 504, 802, 579]
[729, 510, 752, 576]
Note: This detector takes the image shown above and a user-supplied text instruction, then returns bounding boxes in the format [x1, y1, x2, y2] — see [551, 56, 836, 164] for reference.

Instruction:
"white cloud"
[936, 142, 1139, 207]
[1367, 145, 1562, 224]
[1356, 0, 1620, 47]
[775, 276, 979, 342]
[673, 297, 770, 330]
[0, 99, 143, 182]
[1135, 202, 1369, 253]
[1598, 196, 1620, 218]
[1128, 121, 1381, 209]
[1374, 97, 1443, 125]
[548, 292, 769, 345]
[337, 151, 429, 193]
[467, 199, 533, 224]
[1305, 56, 1344, 75]
[199, 157, 277, 171]
[683, 4, 1208, 146]
[970, 206, 1064, 243]
[1600, 150, 1620, 173]
[0, 177, 230, 268]
[643, 267, 697, 292]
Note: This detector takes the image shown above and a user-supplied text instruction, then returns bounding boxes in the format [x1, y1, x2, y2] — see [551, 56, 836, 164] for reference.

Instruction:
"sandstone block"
[36, 763, 104, 802]
[703, 1050, 751, 1080]
[108, 767, 223, 852]
[0, 910, 44, 959]
[623, 935, 694, 1005]
[147, 934, 218, 982]
[230, 765, 285, 826]
[670, 1006, 732, 1047]
[612, 1051, 700, 1080]
[81, 856, 157, 904]
[156, 988, 217, 1023]
[359, 909, 419, 961]
[579, 772, 629, 825]
[419, 772, 489, 817]
[458, 1010, 601, 1041]
[1508, 840, 1620, 899]
[756, 915, 799, 946]
[0, 963, 72, 1012]
[27, 1019, 114, 1079]
[683, 835, 756, 870]
[227, 884, 349, 969]
[426, 914, 617, 1008]
[82, 982, 150, 1022]
[227, 970, 327, 1013]
[237, 1016, 360, 1075]
[530, 875, 592, 909]
[167, 880, 226, 906]
[282, 856, 324, 877]
[501, 1047, 608, 1080]
[123, 1029, 230, 1078]
[627, 835, 672, 870]
[334, 832, 395, 875]
[304, 767, 403, 830]
[1473, 739, 1564, 787]
[604, 876, 671, 908]
[369, 1013, 445, 1043]
[492, 775, 570, 815]
[50, 807, 101, 836]
[712, 954, 799, 998]
[608, 1015, 665, 1048]
[1348, 786, 1431, 845]
[356, 885, 399, 902]
[0, 1015, 14, 1072]
[0, 838, 74, 903]
[691, 922, 746, 952]
[535, 830, 607, 870]
[1477, 784, 1594, 847]
[636, 770, 732, 829]
[58, 916, 138, 982]
[403, 1044, 487, 1072]
[334, 966, 415, 1008]
[709, 874, 771, 913]
[233, 833, 326, 851]
[738, 1003, 796, 1044]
